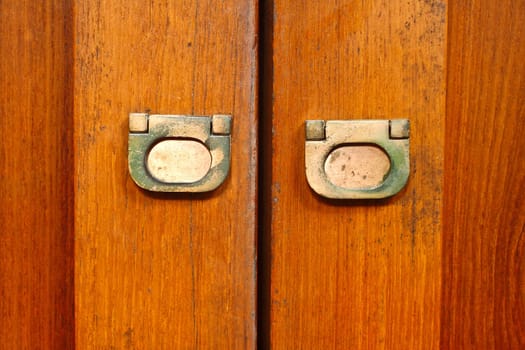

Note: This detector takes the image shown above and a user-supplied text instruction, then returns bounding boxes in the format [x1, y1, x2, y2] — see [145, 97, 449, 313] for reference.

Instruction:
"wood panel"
[442, 0, 525, 348]
[0, 1, 74, 349]
[265, 0, 446, 348]
[74, 1, 258, 348]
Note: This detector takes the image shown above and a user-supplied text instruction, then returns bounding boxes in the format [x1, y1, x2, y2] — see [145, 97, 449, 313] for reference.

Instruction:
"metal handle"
[128, 113, 231, 192]
[305, 119, 410, 199]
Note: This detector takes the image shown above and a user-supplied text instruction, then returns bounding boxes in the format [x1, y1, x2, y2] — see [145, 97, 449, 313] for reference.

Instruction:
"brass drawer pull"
[305, 119, 410, 199]
[128, 113, 231, 192]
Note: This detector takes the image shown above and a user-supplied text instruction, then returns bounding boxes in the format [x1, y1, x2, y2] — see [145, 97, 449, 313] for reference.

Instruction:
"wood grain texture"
[74, 1, 258, 348]
[266, 0, 446, 348]
[442, 1, 525, 348]
[0, 1, 74, 349]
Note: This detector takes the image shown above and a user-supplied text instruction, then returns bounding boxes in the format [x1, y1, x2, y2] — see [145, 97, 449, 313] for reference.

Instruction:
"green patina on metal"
[128, 113, 231, 193]
[305, 119, 410, 199]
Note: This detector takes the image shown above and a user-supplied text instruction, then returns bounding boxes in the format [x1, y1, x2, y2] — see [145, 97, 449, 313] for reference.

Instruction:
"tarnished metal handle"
[128, 113, 231, 192]
[305, 119, 410, 199]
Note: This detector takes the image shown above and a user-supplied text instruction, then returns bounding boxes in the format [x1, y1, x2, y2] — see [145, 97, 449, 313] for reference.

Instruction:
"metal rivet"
[305, 120, 326, 140]
[129, 112, 149, 133]
[212, 114, 232, 135]
[389, 119, 410, 139]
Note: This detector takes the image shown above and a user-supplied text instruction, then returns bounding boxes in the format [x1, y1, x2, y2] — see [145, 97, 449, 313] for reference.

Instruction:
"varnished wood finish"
[74, 1, 257, 348]
[442, 1, 525, 348]
[0, 1, 74, 348]
[266, 1, 446, 348]
[2, 1, 523, 348]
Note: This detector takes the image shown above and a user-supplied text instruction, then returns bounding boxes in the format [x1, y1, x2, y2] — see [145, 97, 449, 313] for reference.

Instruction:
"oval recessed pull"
[147, 139, 212, 184]
[305, 119, 410, 199]
[128, 113, 231, 192]
[324, 145, 391, 189]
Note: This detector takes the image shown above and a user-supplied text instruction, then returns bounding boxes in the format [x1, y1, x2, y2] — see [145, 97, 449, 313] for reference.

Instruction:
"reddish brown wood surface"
[2, 1, 523, 348]
[74, 1, 258, 348]
[265, 0, 446, 348]
[0, 1, 74, 349]
[442, 1, 525, 348]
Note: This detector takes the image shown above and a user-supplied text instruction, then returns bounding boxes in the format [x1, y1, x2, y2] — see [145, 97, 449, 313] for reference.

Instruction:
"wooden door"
[73, 1, 258, 348]
[261, 0, 525, 349]
[1, 2, 74, 348]
[1, 1, 258, 349]
[1, 1, 524, 349]
[262, 0, 446, 348]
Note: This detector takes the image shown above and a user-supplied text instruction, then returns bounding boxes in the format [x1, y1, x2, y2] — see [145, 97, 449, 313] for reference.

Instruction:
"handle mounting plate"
[128, 113, 231, 192]
[305, 119, 410, 199]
